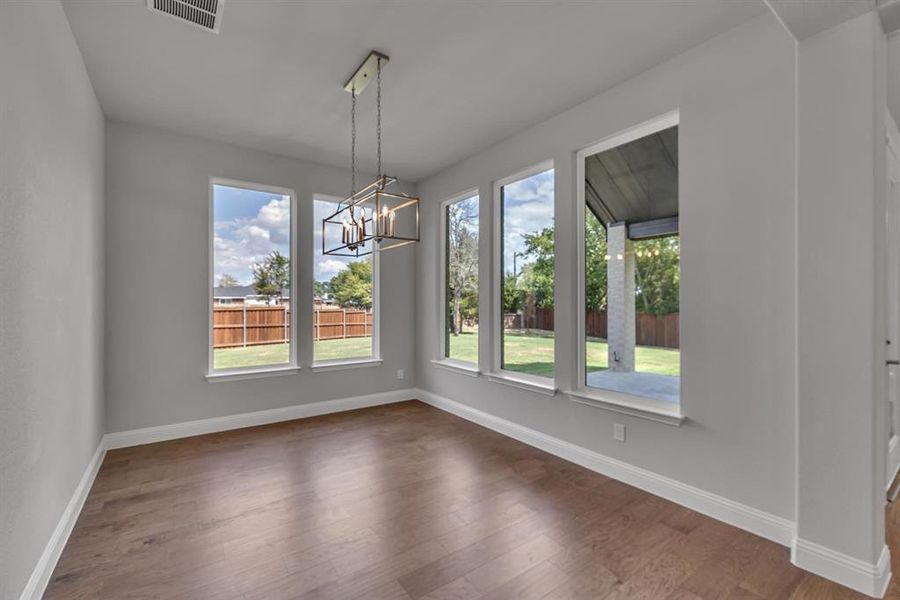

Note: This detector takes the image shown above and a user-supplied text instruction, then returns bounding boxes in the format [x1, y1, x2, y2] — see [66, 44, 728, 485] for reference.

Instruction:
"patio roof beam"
[627, 216, 679, 240]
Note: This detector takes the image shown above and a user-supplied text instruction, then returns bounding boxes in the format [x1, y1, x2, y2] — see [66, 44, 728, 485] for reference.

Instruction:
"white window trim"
[207, 177, 299, 378]
[486, 371, 557, 396]
[311, 193, 381, 368]
[431, 358, 481, 378]
[566, 389, 683, 426]
[312, 358, 383, 373]
[491, 159, 556, 386]
[437, 188, 480, 366]
[206, 365, 302, 383]
[571, 110, 681, 423]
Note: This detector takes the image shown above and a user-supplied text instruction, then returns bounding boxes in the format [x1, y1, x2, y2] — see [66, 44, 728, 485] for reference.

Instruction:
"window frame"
[436, 189, 481, 371]
[570, 110, 683, 424]
[207, 177, 299, 380]
[310, 193, 381, 370]
[490, 159, 557, 393]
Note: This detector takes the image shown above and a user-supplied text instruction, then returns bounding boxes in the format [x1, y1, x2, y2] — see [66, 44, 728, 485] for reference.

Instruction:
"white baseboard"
[18, 440, 106, 600]
[792, 539, 891, 598]
[415, 388, 795, 547]
[105, 388, 417, 449]
[22, 389, 890, 599]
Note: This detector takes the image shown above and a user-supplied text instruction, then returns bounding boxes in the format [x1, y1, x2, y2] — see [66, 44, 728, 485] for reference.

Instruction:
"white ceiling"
[765, 0, 875, 40]
[62, 0, 766, 182]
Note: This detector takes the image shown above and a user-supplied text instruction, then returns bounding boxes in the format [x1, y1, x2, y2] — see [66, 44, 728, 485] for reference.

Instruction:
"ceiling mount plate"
[344, 51, 390, 95]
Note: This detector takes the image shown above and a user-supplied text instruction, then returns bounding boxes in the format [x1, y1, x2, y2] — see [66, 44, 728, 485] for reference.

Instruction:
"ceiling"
[62, 0, 766, 182]
[765, 0, 875, 40]
[586, 126, 678, 230]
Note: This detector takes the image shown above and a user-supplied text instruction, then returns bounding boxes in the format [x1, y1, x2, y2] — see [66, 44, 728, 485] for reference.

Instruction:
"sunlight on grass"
[447, 330, 679, 377]
[314, 336, 373, 362]
[214, 331, 679, 377]
[213, 337, 375, 370]
[213, 343, 290, 370]
[502, 331, 557, 378]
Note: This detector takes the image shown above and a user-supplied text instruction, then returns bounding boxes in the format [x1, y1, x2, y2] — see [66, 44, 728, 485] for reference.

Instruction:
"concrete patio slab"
[586, 370, 680, 403]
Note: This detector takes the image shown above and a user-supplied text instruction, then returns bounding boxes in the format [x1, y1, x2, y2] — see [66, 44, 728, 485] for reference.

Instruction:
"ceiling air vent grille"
[147, 0, 224, 34]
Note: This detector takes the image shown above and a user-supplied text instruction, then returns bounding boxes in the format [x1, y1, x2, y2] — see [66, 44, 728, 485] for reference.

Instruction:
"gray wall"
[415, 14, 798, 521]
[104, 122, 416, 432]
[796, 10, 888, 565]
[888, 32, 900, 127]
[0, 2, 106, 599]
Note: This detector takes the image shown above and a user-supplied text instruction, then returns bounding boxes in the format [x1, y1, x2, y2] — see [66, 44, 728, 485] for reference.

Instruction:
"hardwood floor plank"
[42, 401, 895, 600]
[461, 533, 564, 593]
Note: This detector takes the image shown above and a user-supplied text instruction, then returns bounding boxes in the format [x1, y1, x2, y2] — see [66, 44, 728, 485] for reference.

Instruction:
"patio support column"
[607, 222, 635, 372]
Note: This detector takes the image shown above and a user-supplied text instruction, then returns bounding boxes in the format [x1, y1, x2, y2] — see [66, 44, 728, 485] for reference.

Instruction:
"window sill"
[311, 358, 382, 373]
[431, 359, 481, 378]
[486, 372, 557, 396]
[206, 365, 300, 383]
[565, 388, 684, 426]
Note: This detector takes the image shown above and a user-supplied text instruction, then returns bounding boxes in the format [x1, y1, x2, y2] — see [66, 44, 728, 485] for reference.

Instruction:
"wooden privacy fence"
[514, 308, 679, 349]
[214, 305, 291, 349]
[213, 306, 372, 349]
[314, 308, 373, 341]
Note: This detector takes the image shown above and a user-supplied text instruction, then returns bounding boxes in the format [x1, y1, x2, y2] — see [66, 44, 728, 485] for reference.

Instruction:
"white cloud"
[255, 197, 290, 244]
[501, 170, 555, 271]
[214, 196, 291, 284]
[317, 259, 348, 279]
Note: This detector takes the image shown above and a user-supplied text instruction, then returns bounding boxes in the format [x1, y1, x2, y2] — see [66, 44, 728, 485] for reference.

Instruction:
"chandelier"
[322, 51, 420, 257]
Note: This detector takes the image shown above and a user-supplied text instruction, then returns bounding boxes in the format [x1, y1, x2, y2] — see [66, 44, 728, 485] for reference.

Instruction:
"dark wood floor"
[45, 400, 897, 599]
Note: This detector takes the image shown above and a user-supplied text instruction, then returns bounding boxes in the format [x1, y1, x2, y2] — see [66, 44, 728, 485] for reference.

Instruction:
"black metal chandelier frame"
[322, 51, 420, 258]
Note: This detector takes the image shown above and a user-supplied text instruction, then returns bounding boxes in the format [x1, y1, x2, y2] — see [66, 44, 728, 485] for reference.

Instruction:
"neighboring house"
[314, 295, 336, 307]
[214, 285, 289, 306]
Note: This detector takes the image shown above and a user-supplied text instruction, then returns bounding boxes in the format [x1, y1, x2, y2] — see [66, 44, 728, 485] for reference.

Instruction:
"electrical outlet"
[396, 369, 404, 380]
[613, 424, 626, 443]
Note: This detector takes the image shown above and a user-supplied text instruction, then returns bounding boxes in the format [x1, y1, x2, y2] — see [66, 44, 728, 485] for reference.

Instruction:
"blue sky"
[213, 172, 550, 288]
[213, 187, 370, 288]
[502, 169, 554, 275]
[314, 198, 373, 283]
[213, 184, 290, 286]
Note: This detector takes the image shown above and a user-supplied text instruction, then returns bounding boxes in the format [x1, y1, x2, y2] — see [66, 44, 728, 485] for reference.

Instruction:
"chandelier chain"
[351, 83, 357, 198]
[377, 57, 382, 179]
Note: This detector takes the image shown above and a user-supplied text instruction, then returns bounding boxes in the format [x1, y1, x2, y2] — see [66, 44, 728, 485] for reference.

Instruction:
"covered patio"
[586, 123, 680, 403]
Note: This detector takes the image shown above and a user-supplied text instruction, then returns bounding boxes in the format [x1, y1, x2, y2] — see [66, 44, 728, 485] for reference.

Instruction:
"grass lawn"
[448, 330, 679, 378]
[215, 331, 680, 377]
[213, 337, 374, 370]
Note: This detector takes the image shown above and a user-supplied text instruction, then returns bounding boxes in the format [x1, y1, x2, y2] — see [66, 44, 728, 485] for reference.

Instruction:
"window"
[210, 180, 296, 373]
[313, 196, 377, 363]
[579, 115, 680, 409]
[442, 193, 479, 363]
[498, 164, 555, 379]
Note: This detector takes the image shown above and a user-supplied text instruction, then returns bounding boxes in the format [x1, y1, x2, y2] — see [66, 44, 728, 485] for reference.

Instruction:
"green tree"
[518, 227, 554, 309]
[313, 280, 330, 299]
[634, 236, 680, 315]
[251, 251, 290, 303]
[217, 273, 240, 288]
[502, 273, 524, 314]
[446, 199, 479, 335]
[585, 212, 608, 311]
[516, 217, 679, 317]
[329, 260, 372, 309]
[459, 291, 478, 324]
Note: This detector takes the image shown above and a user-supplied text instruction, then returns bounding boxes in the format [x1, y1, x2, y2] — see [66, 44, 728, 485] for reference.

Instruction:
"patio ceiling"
[585, 125, 679, 237]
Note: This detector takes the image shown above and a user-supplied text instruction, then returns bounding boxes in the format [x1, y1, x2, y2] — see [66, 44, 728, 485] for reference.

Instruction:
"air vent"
[147, 0, 224, 34]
